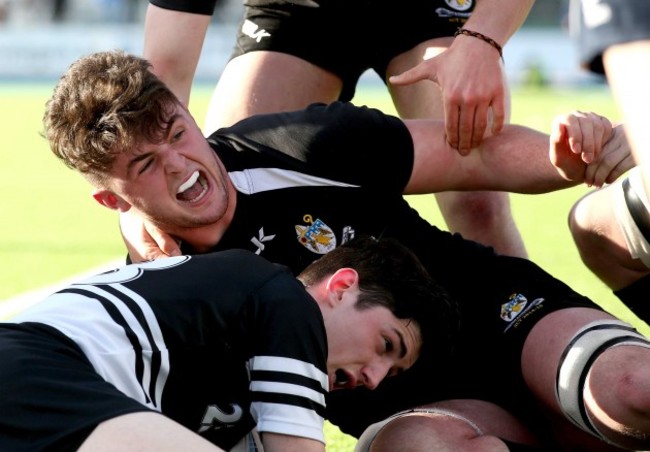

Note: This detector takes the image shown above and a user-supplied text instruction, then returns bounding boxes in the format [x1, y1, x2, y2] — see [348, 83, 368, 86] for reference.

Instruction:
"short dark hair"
[298, 236, 458, 358]
[42, 50, 178, 183]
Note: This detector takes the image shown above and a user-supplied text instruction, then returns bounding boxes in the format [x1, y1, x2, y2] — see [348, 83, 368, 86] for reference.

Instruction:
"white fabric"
[614, 167, 650, 267]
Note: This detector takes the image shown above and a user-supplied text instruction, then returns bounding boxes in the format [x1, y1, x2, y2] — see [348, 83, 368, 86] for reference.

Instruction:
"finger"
[146, 225, 182, 257]
[585, 112, 609, 165]
[389, 63, 432, 86]
[584, 113, 612, 166]
[471, 102, 489, 149]
[457, 105, 476, 153]
[549, 117, 568, 168]
[584, 155, 612, 188]
[490, 95, 506, 135]
[583, 161, 599, 187]
[584, 141, 624, 188]
[564, 113, 586, 158]
[605, 155, 635, 185]
[445, 101, 461, 151]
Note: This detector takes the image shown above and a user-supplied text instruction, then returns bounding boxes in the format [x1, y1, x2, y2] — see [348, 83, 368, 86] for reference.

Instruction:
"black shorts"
[571, 0, 650, 74]
[0, 323, 150, 452]
[232, 0, 475, 101]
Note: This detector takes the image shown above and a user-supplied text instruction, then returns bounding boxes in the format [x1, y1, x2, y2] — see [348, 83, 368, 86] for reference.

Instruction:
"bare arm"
[455, 0, 534, 51]
[143, 3, 212, 106]
[390, 0, 534, 153]
[262, 432, 325, 452]
[404, 112, 631, 195]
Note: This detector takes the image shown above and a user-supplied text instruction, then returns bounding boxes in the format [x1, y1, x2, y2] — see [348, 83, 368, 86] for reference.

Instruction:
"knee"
[568, 193, 599, 252]
[589, 345, 650, 426]
[440, 191, 512, 225]
[365, 414, 509, 452]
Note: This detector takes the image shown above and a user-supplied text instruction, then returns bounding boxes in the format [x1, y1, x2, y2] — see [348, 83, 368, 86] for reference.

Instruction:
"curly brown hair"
[43, 50, 179, 183]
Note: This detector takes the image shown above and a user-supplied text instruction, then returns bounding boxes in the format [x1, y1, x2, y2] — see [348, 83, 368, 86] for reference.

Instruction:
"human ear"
[325, 268, 359, 307]
[92, 189, 131, 212]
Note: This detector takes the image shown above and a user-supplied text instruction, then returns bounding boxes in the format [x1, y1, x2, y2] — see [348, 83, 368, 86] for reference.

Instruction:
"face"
[324, 294, 422, 392]
[101, 104, 236, 239]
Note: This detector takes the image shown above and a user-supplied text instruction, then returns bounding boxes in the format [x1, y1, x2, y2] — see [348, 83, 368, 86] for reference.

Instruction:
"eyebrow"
[125, 113, 181, 175]
[126, 152, 153, 175]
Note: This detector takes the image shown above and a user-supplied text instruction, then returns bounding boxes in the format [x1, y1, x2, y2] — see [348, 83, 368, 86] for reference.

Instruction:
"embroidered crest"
[500, 293, 528, 322]
[295, 214, 336, 254]
[445, 0, 472, 11]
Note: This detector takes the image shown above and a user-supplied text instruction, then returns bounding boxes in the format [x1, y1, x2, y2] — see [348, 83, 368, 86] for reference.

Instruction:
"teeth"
[178, 171, 200, 194]
[335, 369, 349, 387]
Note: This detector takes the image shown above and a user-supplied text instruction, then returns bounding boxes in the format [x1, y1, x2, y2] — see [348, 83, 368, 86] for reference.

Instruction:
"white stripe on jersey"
[229, 168, 358, 195]
[249, 355, 328, 390]
[102, 283, 170, 408]
[247, 356, 327, 442]
[11, 283, 170, 410]
[252, 401, 326, 444]
[250, 380, 326, 407]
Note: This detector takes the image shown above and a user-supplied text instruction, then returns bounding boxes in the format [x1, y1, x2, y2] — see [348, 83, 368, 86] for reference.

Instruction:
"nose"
[161, 148, 185, 174]
[361, 360, 392, 390]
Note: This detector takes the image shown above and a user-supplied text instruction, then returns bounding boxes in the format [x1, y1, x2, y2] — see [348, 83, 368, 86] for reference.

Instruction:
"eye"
[171, 129, 184, 142]
[384, 337, 394, 354]
[138, 158, 153, 175]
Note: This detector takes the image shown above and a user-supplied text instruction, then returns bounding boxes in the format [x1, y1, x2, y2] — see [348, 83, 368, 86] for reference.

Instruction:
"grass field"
[0, 82, 646, 450]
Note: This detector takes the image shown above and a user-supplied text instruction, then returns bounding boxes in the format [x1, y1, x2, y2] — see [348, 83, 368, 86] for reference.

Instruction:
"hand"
[390, 35, 507, 155]
[119, 211, 181, 262]
[550, 112, 632, 187]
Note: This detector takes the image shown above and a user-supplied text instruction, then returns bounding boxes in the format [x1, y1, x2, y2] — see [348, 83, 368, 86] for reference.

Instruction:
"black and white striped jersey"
[9, 250, 328, 449]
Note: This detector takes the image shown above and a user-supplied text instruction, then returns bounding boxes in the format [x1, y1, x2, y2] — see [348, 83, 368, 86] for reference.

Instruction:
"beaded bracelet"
[454, 28, 503, 60]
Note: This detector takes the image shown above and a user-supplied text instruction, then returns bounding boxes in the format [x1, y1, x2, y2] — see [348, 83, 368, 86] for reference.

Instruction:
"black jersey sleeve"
[149, 0, 217, 15]
[215, 101, 415, 194]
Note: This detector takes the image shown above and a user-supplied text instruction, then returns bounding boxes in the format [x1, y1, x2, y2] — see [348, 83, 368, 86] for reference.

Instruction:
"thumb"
[389, 62, 436, 87]
[549, 120, 567, 167]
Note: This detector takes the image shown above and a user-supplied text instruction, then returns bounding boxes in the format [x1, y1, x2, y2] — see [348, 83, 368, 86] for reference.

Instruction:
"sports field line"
[0, 259, 124, 320]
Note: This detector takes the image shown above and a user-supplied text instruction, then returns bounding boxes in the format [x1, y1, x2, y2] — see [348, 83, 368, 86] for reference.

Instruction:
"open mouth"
[332, 369, 355, 390]
[176, 170, 208, 203]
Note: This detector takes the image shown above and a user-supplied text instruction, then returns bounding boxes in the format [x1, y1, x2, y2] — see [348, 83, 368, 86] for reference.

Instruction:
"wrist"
[454, 28, 503, 60]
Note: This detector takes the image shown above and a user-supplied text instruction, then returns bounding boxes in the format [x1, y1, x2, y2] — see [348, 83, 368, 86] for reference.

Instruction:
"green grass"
[0, 82, 644, 450]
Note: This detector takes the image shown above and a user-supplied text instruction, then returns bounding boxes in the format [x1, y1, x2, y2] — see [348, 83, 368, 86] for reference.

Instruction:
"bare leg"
[359, 399, 539, 452]
[205, 51, 343, 131]
[569, 185, 650, 290]
[522, 307, 650, 450]
[604, 41, 650, 201]
[386, 38, 527, 258]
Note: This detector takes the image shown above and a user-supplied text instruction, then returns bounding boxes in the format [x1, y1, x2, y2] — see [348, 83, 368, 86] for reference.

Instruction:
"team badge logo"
[500, 293, 527, 322]
[444, 0, 472, 11]
[295, 214, 336, 254]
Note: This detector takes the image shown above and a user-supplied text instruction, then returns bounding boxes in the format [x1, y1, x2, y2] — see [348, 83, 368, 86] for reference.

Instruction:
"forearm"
[405, 121, 574, 195]
[143, 3, 211, 106]
[262, 432, 325, 452]
[471, 125, 577, 193]
[462, 0, 535, 44]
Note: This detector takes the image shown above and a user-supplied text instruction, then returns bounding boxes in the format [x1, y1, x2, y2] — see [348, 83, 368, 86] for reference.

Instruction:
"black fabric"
[614, 274, 650, 324]
[502, 438, 548, 451]
[149, 0, 217, 15]
[231, 0, 474, 101]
